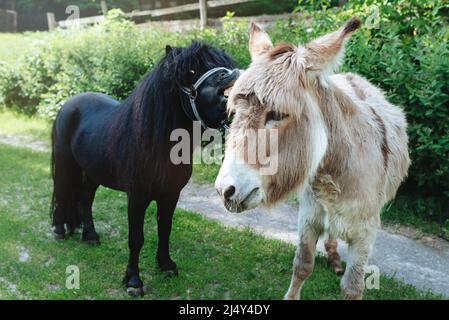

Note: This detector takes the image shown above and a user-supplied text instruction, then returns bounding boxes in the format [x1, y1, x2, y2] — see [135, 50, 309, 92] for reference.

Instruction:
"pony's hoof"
[82, 232, 100, 246]
[158, 260, 178, 276]
[126, 286, 144, 298]
[124, 275, 144, 297]
[54, 232, 65, 240]
[83, 238, 101, 246]
[163, 268, 179, 277]
[54, 225, 65, 240]
[66, 226, 77, 237]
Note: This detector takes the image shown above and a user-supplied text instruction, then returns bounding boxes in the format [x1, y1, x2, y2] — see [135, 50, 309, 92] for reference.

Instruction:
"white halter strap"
[181, 67, 233, 129]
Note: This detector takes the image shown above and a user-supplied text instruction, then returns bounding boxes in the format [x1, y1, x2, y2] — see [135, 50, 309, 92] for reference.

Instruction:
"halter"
[181, 67, 233, 129]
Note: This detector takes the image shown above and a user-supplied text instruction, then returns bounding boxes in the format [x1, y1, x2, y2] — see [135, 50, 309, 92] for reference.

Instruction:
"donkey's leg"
[80, 178, 100, 245]
[341, 231, 377, 300]
[124, 193, 150, 297]
[325, 234, 344, 275]
[285, 187, 323, 300]
[284, 227, 319, 300]
[156, 193, 180, 275]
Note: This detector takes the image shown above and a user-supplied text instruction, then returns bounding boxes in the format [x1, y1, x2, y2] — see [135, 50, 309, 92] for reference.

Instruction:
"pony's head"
[215, 18, 361, 212]
[165, 42, 239, 128]
[111, 42, 239, 191]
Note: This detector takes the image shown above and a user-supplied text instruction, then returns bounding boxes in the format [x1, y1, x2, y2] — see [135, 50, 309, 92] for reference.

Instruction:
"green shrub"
[0, 52, 53, 115]
[36, 11, 158, 118]
[0, 10, 161, 118]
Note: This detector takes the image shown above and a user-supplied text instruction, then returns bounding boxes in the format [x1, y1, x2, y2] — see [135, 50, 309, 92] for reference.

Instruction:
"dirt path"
[1, 135, 448, 297]
[0, 134, 49, 152]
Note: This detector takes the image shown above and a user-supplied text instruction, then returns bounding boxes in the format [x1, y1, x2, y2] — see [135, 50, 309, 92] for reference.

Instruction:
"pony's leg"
[340, 230, 377, 300]
[325, 234, 344, 275]
[80, 178, 100, 245]
[285, 187, 322, 300]
[124, 193, 150, 297]
[52, 151, 83, 239]
[53, 205, 67, 240]
[156, 194, 180, 275]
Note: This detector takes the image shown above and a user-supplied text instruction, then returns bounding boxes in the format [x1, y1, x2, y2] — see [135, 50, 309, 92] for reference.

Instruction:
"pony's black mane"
[109, 42, 236, 191]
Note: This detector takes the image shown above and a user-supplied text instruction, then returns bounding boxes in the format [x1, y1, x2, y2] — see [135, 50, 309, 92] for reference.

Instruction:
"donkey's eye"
[265, 111, 289, 123]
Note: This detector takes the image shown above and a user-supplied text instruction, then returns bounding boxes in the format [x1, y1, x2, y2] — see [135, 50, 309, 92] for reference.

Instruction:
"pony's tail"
[50, 117, 83, 233]
[50, 121, 57, 219]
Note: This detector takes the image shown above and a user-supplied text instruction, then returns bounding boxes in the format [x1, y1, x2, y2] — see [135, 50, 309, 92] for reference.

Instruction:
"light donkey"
[215, 17, 410, 299]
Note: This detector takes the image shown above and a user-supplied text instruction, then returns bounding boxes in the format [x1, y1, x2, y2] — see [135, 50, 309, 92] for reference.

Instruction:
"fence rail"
[50, 0, 254, 30]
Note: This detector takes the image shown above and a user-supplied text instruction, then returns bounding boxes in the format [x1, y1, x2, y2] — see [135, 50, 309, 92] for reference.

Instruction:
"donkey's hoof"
[126, 286, 144, 298]
[334, 266, 345, 275]
[329, 260, 345, 275]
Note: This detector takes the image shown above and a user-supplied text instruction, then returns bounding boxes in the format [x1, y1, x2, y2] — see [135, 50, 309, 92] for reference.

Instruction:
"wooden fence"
[48, 0, 254, 31]
[0, 9, 17, 32]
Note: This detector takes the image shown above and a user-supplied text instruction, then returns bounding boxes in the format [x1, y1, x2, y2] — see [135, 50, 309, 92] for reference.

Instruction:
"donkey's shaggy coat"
[215, 18, 410, 299]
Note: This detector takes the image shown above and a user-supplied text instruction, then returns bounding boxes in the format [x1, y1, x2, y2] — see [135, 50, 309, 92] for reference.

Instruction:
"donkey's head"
[215, 18, 361, 212]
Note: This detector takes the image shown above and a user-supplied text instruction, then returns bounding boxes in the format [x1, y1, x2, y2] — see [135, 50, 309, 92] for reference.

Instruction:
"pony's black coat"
[50, 42, 237, 292]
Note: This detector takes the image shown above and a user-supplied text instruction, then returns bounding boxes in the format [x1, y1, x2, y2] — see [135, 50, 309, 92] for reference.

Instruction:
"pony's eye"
[189, 69, 196, 75]
[265, 111, 289, 124]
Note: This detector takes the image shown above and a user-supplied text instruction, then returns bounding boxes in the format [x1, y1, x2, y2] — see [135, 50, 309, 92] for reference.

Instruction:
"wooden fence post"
[10, 10, 17, 32]
[199, 0, 207, 29]
[101, 0, 108, 15]
[47, 12, 57, 30]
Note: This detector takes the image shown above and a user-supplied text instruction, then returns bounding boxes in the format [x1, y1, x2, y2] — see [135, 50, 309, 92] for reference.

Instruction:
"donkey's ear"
[249, 22, 273, 60]
[165, 45, 173, 56]
[305, 17, 361, 73]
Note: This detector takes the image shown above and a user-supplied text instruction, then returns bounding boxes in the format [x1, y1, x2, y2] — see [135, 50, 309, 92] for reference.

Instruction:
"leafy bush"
[1, 10, 158, 119]
[0, 3, 448, 223]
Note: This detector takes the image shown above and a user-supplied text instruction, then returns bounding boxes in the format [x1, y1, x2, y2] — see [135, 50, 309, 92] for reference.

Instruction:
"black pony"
[50, 42, 238, 295]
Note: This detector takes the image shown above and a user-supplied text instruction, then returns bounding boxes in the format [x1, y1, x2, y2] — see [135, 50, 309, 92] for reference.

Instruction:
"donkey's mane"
[109, 42, 236, 190]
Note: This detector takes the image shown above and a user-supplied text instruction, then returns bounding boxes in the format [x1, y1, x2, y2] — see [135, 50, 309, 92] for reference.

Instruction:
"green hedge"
[0, 2, 448, 223]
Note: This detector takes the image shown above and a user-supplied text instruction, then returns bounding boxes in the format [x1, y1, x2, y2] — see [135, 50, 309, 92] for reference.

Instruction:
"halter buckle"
[180, 67, 235, 129]
[189, 88, 197, 100]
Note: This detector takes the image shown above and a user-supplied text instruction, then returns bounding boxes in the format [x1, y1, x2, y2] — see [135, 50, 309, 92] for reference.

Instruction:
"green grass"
[0, 142, 440, 299]
[192, 162, 220, 184]
[0, 32, 45, 64]
[381, 197, 449, 239]
[0, 110, 51, 142]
